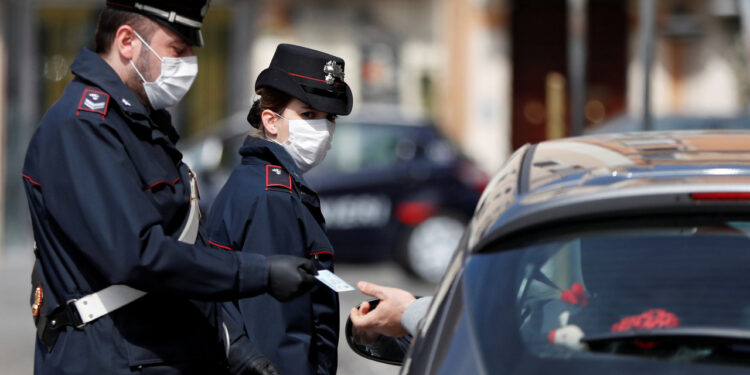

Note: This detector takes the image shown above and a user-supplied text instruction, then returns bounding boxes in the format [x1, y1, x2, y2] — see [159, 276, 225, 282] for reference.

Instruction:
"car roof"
[585, 114, 750, 134]
[468, 130, 750, 250]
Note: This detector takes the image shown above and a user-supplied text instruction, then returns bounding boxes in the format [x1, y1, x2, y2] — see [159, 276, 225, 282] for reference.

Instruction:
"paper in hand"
[315, 270, 355, 292]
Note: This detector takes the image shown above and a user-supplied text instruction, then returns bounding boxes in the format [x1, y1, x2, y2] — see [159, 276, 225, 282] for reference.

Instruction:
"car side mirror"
[345, 299, 411, 366]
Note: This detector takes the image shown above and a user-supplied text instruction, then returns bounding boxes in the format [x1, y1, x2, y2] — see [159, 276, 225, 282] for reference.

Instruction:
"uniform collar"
[70, 48, 180, 144]
[71, 48, 148, 117]
[239, 137, 308, 184]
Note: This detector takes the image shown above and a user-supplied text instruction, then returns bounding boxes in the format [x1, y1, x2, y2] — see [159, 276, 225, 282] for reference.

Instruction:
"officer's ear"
[114, 25, 140, 62]
[261, 109, 280, 137]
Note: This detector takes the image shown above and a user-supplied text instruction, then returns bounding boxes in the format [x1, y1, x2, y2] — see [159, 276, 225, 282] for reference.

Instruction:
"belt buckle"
[65, 298, 87, 329]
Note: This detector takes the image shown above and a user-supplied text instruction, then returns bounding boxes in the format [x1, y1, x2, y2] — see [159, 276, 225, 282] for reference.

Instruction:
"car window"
[319, 123, 419, 173]
[460, 216, 750, 369]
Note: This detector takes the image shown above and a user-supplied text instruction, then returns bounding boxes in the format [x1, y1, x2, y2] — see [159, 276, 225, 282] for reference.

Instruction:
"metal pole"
[0, 0, 6, 260]
[546, 72, 566, 140]
[568, 0, 587, 136]
[4, 0, 38, 254]
[739, 0, 750, 113]
[228, 0, 257, 115]
[639, 0, 656, 131]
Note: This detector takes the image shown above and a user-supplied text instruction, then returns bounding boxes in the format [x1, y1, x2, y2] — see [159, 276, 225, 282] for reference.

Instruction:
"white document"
[315, 270, 355, 292]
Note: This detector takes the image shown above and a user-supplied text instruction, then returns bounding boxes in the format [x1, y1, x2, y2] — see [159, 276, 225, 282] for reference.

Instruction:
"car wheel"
[400, 213, 466, 283]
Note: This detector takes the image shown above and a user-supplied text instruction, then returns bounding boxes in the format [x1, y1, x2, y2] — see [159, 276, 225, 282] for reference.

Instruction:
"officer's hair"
[249, 88, 292, 139]
[95, 9, 158, 55]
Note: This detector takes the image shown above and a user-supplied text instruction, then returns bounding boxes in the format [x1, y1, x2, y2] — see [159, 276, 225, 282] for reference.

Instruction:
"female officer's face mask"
[130, 31, 198, 109]
[272, 112, 335, 173]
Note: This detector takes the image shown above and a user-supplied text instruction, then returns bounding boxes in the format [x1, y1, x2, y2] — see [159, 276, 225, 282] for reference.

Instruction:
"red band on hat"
[288, 72, 344, 86]
[107, 1, 134, 9]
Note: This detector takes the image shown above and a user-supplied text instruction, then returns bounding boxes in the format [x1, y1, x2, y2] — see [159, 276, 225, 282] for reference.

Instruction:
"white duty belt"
[71, 167, 201, 326]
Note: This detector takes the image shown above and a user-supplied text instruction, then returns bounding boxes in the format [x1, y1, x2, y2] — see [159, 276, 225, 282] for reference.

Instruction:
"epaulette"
[265, 165, 292, 192]
[76, 88, 110, 120]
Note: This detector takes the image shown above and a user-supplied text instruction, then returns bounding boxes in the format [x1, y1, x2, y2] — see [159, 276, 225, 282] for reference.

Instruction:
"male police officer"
[22, 1, 316, 373]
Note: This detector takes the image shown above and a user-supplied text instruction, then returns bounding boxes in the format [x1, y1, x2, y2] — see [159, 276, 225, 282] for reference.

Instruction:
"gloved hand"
[226, 334, 281, 375]
[242, 356, 281, 375]
[267, 255, 318, 302]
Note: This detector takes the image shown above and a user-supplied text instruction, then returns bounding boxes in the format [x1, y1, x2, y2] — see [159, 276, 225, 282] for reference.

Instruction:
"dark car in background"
[350, 130, 750, 374]
[182, 107, 488, 282]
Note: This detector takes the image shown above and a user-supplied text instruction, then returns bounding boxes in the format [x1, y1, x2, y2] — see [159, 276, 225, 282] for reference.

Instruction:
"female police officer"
[205, 44, 353, 374]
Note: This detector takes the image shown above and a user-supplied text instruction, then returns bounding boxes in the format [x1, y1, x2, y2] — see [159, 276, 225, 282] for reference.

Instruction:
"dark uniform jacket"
[206, 137, 340, 375]
[22, 48, 270, 374]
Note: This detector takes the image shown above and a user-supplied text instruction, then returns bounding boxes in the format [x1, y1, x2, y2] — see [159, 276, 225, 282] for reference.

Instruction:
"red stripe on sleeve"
[310, 250, 334, 257]
[209, 241, 234, 251]
[22, 174, 41, 186]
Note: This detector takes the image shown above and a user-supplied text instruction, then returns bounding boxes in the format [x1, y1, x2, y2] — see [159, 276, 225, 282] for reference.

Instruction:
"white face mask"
[130, 31, 198, 109]
[272, 112, 335, 173]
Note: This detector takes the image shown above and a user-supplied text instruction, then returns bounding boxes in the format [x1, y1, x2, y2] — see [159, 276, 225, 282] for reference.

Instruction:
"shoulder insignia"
[76, 88, 110, 119]
[266, 165, 292, 192]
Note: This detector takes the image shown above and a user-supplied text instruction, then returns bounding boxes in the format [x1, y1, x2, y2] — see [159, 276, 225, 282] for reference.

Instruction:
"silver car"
[350, 130, 750, 374]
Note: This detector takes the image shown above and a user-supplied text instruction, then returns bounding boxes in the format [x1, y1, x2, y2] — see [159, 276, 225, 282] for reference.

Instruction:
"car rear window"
[464, 216, 750, 368]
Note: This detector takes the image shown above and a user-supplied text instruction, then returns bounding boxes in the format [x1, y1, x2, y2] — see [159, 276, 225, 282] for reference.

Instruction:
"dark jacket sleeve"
[310, 257, 339, 375]
[220, 300, 272, 373]
[235, 190, 339, 374]
[34, 114, 268, 300]
[236, 192, 297, 255]
[295, 202, 340, 375]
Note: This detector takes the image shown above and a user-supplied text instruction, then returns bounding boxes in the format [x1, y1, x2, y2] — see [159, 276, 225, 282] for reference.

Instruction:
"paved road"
[0, 250, 36, 375]
[0, 249, 436, 374]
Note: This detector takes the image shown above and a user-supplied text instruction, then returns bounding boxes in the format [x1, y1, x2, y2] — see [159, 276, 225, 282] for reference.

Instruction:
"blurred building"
[1, 0, 750, 254]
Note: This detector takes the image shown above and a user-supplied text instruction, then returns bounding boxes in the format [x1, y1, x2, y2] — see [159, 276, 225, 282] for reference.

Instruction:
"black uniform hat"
[253, 44, 353, 124]
[106, 0, 210, 47]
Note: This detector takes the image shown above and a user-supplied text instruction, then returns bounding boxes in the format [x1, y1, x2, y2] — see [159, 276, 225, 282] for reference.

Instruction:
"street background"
[5, 0, 750, 254]
[0, 250, 436, 374]
[5, 0, 750, 373]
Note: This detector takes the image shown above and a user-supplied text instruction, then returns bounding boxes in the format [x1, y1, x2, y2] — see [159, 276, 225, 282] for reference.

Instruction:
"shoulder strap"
[76, 87, 110, 119]
[265, 164, 292, 192]
[177, 166, 201, 243]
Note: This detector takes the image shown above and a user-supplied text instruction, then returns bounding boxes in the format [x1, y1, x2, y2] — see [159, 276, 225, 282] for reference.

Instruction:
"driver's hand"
[349, 281, 416, 338]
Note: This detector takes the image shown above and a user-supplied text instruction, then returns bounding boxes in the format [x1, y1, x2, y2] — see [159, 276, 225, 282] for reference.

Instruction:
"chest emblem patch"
[266, 165, 292, 192]
[77, 88, 110, 118]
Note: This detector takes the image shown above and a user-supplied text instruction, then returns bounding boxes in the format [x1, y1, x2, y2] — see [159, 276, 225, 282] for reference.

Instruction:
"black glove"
[266, 255, 318, 302]
[226, 335, 281, 375]
[243, 356, 281, 375]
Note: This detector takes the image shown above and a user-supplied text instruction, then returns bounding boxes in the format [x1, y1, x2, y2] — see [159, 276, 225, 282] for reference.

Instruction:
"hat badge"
[323, 60, 345, 86]
[201, 0, 212, 17]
